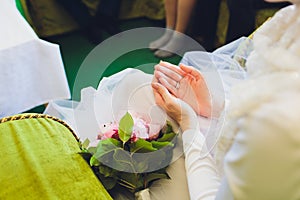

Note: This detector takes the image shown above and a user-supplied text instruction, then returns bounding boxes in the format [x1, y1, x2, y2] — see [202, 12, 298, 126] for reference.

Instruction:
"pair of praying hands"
[151, 61, 212, 132]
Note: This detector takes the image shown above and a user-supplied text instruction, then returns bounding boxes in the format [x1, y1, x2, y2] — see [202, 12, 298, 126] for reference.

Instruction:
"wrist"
[199, 102, 212, 118]
[179, 108, 199, 132]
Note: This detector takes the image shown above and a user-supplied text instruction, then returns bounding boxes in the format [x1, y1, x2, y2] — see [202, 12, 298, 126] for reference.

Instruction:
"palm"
[176, 74, 211, 117]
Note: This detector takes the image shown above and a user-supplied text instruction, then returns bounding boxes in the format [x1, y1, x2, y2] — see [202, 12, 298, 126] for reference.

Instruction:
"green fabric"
[15, 0, 25, 17]
[0, 116, 112, 200]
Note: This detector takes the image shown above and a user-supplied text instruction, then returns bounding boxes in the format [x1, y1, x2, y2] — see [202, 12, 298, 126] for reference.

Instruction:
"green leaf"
[99, 165, 117, 177]
[144, 172, 170, 187]
[94, 140, 136, 173]
[157, 132, 177, 142]
[131, 148, 171, 172]
[100, 176, 117, 190]
[151, 141, 174, 149]
[109, 138, 123, 147]
[161, 122, 173, 134]
[97, 171, 117, 190]
[117, 173, 144, 192]
[129, 139, 157, 153]
[87, 146, 97, 154]
[82, 138, 90, 149]
[90, 155, 100, 166]
[118, 112, 134, 143]
[94, 138, 122, 163]
[135, 161, 148, 173]
[113, 149, 135, 172]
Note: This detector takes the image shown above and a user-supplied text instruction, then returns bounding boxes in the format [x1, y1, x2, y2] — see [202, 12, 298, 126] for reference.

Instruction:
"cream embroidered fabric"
[215, 4, 300, 174]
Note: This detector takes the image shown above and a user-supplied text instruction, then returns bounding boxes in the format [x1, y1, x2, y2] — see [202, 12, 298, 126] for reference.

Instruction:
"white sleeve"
[183, 94, 300, 200]
[182, 129, 221, 200]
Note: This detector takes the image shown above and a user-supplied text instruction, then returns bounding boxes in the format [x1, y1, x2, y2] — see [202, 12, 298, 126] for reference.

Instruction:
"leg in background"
[226, 0, 255, 43]
[56, 0, 92, 28]
[149, 0, 178, 51]
[192, 0, 222, 51]
[165, 0, 178, 29]
[56, 0, 103, 44]
[154, 0, 197, 58]
[95, 0, 122, 35]
[175, 0, 197, 33]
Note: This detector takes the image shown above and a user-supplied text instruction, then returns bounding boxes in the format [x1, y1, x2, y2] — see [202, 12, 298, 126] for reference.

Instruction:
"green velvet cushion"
[0, 114, 112, 200]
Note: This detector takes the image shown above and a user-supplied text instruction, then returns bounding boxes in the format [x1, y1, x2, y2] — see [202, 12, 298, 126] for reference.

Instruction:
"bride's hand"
[154, 61, 212, 118]
[151, 82, 198, 132]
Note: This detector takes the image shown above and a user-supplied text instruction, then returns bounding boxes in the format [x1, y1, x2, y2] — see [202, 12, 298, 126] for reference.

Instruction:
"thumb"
[151, 82, 171, 103]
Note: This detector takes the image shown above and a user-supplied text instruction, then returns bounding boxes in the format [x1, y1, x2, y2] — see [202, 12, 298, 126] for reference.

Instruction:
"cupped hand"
[154, 61, 212, 117]
[151, 82, 198, 132]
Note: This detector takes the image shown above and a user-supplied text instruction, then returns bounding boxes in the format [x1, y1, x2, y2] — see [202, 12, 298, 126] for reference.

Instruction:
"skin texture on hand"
[154, 61, 212, 118]
[151, 82, 198, 132]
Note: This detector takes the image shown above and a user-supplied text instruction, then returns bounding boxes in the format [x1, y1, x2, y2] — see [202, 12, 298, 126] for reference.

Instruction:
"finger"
[152, 73, 159, 84]
[159, 60, 186, 76]
[155, 70, 178, 88]
[151, 83, 172, 103]
[152, 83, 164, 107]
[160, 61, 186, 76]
[156, 63, 182, 81]
[182, 73, 195, 83]
[159, 77, 177, 97]
[152, 83, 183, 124]
[179, 64, 203, 80]
[156, 65, 183, 83]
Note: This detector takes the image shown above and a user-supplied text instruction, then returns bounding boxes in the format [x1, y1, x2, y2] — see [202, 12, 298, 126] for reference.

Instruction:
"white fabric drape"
[0, 1, 70, 117]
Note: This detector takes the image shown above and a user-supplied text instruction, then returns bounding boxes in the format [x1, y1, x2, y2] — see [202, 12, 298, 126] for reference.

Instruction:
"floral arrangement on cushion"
[80, 112, 177, 199]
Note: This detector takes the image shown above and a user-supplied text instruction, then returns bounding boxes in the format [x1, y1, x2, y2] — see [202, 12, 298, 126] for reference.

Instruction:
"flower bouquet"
[80, 111, 177, 200]
[44, 69, 183, 199]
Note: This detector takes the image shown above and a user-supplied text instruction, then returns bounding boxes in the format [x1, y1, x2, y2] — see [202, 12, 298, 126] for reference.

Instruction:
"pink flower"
[98, 123, 119, 140]
[97, 116, 162, 141]
[132, 118, 150, 140]
[148, 124, 161, 140]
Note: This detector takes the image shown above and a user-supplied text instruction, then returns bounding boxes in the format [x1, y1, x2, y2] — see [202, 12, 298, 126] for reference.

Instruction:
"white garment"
[0, 1, 70, 118]
[183, 4, 300, 200]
